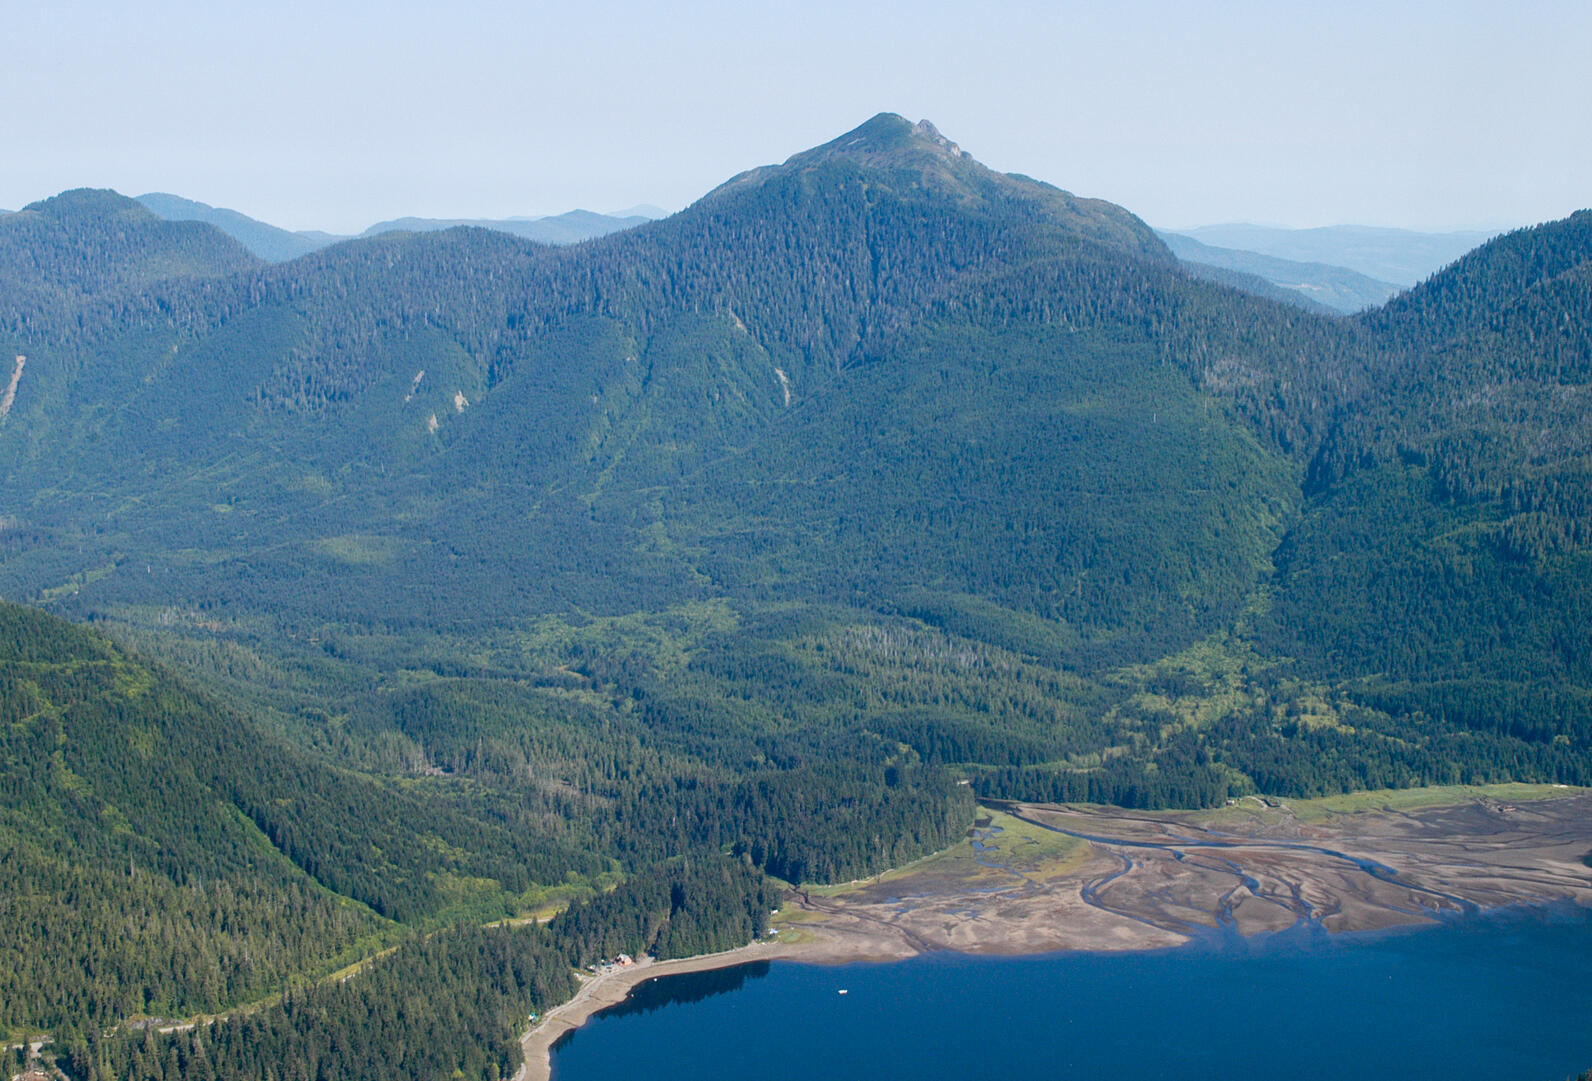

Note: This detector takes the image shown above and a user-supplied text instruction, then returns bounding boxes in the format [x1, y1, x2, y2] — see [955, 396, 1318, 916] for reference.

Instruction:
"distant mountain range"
[1154, 223, 1506, 314]
[125, 189, 1492, 318]
[609, 203, 670, 219]
[357, 208, 656, 245]
[1174, 222, 1495, 286]
[1157, 231, 1401, 313]
[132, 192, 665, 262]
[133, 192, 336, 262]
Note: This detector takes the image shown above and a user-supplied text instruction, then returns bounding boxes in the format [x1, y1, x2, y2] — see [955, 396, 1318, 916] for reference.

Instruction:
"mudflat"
[521, 784, 1592, 1080]
[775, 784, 1592, 959]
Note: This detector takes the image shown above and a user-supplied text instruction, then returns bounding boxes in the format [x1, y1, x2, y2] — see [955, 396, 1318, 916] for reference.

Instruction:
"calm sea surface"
[549, 906, 1592, 1081]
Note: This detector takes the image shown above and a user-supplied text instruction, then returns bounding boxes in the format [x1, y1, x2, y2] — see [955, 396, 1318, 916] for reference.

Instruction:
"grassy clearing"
[312, 534, 407, 567]
[971, 809, 1090, 880]
[38, 560, 119, 602]
[1202, 782, 1584, 828]
[1281, 782, 1584, 822]
[766, 905, 823, 944]
[804, 808, 1089, 898]
[322, 946, 399, 985]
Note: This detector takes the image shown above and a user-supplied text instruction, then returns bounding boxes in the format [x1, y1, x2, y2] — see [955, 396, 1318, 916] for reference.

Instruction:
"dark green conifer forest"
[2, 114, 1591, 1077]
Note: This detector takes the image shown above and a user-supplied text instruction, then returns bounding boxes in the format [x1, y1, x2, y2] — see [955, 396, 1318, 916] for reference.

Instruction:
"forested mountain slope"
[0, 189, 259, 348]
[0, 189, 261, 289]
[4, 109, 1592, 1066]
[0, 596, 889, 1041]
[1, 115, 1589, 892]
[0, 113, 1297, 645]
[0, 599, 564, 1034]
[1246, 215, 1592, 780]
[0, 590, 784, 1075]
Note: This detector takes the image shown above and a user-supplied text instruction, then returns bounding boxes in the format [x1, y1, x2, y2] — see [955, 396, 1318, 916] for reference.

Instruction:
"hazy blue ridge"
[1178, 222, 1497, 285]
[136, 191, 340, 262]
[1159, 230, 1400, 312]
[136, 193, 657, 261]
[1169, 254, 1341, 314]
[608, 203, 669, 219]
[360, 209, 654, 244]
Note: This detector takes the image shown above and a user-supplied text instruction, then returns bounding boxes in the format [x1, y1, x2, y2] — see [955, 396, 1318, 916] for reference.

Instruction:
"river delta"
[525, 785, 1592, 1081]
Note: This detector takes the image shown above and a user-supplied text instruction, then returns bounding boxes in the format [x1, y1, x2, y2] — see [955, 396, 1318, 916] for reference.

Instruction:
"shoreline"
[515, 786, 1592, 1081]
[515, 900, 1592, 1081]
[522, 897, 1592, 1081]
[513, 939, 808, 1081]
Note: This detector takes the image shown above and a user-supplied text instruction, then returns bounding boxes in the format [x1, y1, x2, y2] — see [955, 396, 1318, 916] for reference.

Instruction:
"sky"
[2, 0, 1588, 235]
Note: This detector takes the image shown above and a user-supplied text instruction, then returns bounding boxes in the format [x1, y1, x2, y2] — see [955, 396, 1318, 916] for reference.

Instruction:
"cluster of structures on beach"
[587, 953, 637, 976]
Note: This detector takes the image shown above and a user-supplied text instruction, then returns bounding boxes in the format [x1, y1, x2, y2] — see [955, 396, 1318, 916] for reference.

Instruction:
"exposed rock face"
[0, 354, 23, 418]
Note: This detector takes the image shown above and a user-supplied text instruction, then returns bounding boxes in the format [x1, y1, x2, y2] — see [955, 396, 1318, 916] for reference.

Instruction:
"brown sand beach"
[517, 784, 1592, 1081]
[512, 940, 805, 1081]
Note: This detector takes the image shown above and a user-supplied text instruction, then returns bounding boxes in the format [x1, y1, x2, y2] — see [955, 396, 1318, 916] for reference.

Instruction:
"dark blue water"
[549, 906, 1592, 1081]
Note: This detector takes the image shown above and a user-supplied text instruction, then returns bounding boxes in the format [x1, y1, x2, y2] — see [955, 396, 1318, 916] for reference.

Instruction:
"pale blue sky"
[3, 0, 1587, 233]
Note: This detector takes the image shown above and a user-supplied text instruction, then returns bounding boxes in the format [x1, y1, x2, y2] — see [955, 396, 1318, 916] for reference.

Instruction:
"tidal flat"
[525, 785, 1592, 1081]
[776, 784, 1592, 958]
